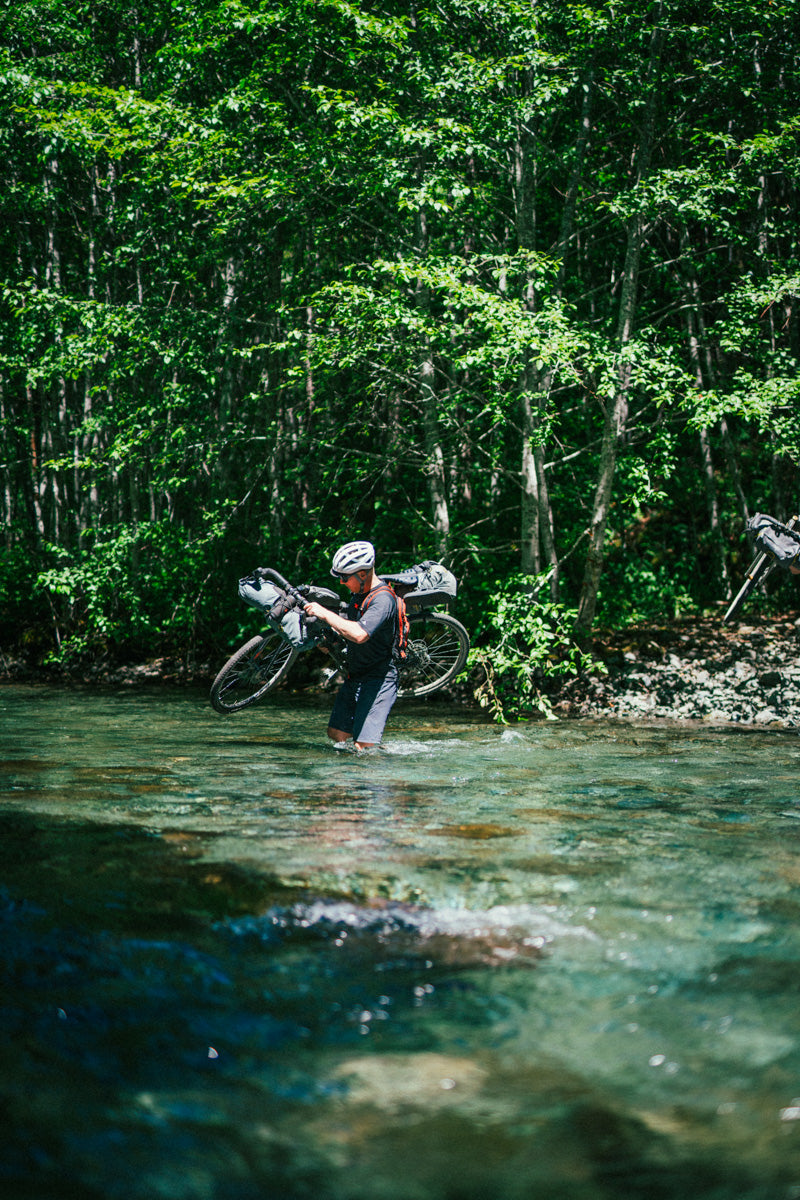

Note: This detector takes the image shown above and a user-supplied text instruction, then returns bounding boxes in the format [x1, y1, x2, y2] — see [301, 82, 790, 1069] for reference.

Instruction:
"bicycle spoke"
[210, 633, 297, 713]
[399, 613, 469, 697]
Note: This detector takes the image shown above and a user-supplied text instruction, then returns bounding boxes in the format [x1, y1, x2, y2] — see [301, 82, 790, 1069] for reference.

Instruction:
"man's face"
[340, 570, 369, 595]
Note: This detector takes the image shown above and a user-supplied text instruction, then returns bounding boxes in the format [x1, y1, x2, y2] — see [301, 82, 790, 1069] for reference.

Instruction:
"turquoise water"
[1, 684, 800, 1199]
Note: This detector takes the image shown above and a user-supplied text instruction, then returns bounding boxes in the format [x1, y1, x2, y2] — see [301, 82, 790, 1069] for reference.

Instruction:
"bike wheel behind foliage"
[210, 632, 298, 714]
[399, 612, 470, 697]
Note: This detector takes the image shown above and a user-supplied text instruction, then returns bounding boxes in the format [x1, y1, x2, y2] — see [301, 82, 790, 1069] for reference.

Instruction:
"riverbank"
[550, 613, 800, 726]
[3, 613, 799, 726]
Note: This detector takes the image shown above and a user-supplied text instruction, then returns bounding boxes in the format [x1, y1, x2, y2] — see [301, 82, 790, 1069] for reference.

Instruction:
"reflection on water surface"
[1, 684, 800, 1199]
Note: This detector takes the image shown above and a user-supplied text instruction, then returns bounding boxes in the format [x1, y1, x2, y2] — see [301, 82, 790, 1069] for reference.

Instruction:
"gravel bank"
[553, 615, 800, 726]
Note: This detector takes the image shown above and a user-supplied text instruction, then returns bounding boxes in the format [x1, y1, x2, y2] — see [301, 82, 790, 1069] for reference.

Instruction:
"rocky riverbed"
[552, 614, 800, 726]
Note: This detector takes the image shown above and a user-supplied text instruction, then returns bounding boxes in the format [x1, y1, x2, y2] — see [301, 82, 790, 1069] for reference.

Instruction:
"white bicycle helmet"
[331, 540, 375, 577]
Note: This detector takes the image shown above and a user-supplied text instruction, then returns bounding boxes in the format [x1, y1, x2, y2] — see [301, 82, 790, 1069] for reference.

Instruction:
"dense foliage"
[1, 0, 799, 682]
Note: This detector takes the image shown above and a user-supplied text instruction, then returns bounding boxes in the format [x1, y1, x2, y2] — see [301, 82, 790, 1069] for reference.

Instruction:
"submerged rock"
[331, 1052, 488, 1112]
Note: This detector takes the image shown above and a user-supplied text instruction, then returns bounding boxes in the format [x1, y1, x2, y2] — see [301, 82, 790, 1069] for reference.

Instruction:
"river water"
[1, 684, 800, 1200]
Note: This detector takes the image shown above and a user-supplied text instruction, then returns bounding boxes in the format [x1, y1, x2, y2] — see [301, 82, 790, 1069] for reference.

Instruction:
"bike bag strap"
[380, 570, 418, 591]
[358, 581, 409, 662]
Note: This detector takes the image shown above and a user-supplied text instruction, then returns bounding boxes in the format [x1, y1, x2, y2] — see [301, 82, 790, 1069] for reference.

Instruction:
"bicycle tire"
[210, 632, 299, 714]
[399, 611, 470, 697]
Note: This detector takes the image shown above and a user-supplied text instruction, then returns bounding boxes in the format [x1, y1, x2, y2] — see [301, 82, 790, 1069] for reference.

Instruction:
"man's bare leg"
[327, 727, 375, 750]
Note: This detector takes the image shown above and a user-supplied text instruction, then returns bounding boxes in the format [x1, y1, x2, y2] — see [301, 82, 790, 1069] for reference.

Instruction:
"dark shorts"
[328, 666, 399, 745]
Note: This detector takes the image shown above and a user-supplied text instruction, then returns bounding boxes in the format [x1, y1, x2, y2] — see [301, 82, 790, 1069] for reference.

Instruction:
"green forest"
[1, 0, 799, 701]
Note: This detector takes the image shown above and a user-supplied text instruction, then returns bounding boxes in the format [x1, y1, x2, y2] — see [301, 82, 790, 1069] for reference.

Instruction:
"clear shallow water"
[1, 684, 800, 1200]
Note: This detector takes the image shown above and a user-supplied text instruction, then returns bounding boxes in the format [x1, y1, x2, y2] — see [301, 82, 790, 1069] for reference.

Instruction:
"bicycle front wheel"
[210, 632, 299, 714]
[399, 612, 470, 697]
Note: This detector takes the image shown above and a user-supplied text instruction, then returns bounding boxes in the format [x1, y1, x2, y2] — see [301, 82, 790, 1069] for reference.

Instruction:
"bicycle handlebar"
[256, 566, 297, 596]
[255, 567, 319, 625]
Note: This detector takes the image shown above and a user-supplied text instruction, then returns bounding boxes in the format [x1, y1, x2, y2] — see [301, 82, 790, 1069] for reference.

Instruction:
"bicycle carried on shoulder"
[210, 565, 470, 715]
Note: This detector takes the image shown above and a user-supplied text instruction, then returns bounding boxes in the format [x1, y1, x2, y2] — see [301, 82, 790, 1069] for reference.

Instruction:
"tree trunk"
[43, 151, 65, 544]
[419, 353, 451, 561]
[698, 426, 730, 599]
[512, 79, 558, 593]
[681, 283, 730, 598]
[80, 166, 102, 532]
[555, 67, 594, 299]
[520, 69, 595, 596]
[0, 382, 13, 545]
[520, 394, 541, 575]
[573, 20, 664, 644]
[415, 204, 451, 562]
[718, 416, 749, 529]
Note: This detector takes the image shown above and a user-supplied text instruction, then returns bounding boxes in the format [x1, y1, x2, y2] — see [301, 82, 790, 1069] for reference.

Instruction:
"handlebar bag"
[238, 574, 317, 649]
[747, 514, 800, 571]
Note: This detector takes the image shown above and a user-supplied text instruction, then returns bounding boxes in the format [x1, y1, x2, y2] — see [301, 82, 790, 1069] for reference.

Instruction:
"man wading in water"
[303, 541, 400, 750]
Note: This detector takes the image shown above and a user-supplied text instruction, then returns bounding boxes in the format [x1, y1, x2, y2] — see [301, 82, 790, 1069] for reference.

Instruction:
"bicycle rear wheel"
[210, 632, 298, 714]
[399, 611, 470, 697]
